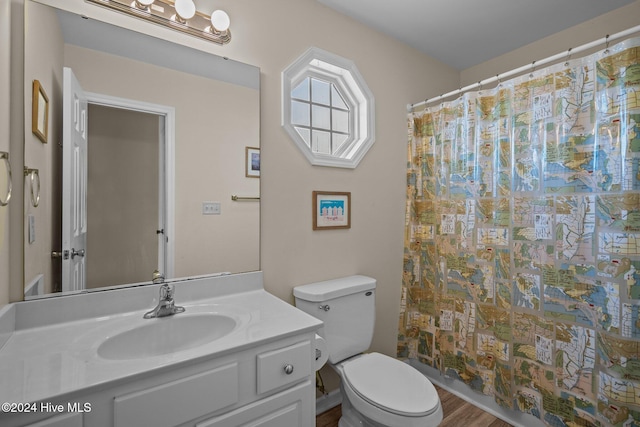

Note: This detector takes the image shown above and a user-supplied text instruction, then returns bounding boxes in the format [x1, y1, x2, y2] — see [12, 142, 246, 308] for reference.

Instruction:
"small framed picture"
[245, 147, 260, 178]
[32, 80, 49, 143]
[313, 191, 351, 230]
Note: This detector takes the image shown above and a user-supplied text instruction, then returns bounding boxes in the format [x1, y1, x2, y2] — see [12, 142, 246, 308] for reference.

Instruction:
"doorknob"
[71, 248, 85, 259]
[52, 250, 70, 260]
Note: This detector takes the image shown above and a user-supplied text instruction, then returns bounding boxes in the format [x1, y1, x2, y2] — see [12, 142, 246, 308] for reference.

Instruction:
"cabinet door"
[114, 362, 238, 427]
[238, 402, 300, 427]
[197, 380, 313, 427]
[26, 413, 83, 427]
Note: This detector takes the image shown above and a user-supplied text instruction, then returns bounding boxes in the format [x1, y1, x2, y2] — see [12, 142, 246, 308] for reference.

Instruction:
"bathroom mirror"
[23, 0, 260, 298]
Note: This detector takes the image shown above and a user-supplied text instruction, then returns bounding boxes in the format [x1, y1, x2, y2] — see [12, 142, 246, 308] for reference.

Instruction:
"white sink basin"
[97, 313, 237, 360]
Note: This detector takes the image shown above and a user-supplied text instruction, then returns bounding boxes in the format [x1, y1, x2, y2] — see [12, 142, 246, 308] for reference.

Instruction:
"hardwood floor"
[435, 386, 512, 427]
[315, 385, 513, 427]
[316, 405, 342, 427]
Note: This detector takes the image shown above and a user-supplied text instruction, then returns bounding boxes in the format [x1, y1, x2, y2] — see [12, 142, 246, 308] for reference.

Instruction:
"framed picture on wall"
[313, 191, 351, 230]
[245, 147, 260, 178]
[32, 80, 49, 144]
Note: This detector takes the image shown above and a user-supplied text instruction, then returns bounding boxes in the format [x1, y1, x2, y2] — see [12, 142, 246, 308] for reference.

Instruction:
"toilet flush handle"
[319, 304, 330, 311]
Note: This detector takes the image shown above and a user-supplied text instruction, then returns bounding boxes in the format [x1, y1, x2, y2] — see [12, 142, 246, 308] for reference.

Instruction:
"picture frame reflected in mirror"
[32, 79, 49, 144]
[246, 146, 260, 178]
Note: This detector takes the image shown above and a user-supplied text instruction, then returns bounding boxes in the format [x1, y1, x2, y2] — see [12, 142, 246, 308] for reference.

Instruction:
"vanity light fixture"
[174, 0, 196, 23]
[86, 0, 231, 45]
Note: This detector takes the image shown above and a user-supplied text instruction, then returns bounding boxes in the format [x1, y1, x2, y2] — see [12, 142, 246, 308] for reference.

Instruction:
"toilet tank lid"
[293, 275, 376, 302]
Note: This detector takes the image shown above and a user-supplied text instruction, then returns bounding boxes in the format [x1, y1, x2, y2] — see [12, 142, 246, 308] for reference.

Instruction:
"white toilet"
[294, 275, 443, 427]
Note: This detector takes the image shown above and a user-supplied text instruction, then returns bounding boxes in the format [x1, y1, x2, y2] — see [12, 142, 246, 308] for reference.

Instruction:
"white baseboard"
[316, 389, 342, 415]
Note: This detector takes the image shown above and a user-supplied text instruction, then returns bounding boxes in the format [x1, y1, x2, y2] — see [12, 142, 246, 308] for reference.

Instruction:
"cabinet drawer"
[114, 362, 238, 427]
[256, 340, 311, 395]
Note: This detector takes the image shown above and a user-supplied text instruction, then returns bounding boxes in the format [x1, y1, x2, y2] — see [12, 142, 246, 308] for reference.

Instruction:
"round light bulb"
[174, 0, 196, 21]
[134, 0, 154, 8]
[210, 10, 230, 32]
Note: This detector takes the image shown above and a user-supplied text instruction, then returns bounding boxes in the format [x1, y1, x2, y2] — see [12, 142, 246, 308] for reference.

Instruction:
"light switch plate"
[202, 201, 221, 215]
[28, 214, 36, 243]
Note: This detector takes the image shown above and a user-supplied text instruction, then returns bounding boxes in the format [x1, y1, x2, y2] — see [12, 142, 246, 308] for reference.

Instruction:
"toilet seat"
[342, 352, 440, 417]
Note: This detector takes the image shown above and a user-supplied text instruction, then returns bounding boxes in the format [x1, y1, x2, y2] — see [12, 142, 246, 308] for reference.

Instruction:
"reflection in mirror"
[0, 152, 11, 207]
[86, 103, 162, 289]
[23, 0, 260, 299]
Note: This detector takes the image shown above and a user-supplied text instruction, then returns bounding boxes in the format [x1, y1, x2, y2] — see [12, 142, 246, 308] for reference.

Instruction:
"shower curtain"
[400, 37, 640, 427]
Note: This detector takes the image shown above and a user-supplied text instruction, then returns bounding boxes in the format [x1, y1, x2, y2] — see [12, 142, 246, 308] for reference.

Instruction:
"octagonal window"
[282, 47, 375, 168]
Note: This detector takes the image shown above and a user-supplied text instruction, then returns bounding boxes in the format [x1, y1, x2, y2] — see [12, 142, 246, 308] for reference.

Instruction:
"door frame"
[86, 92, 175, 279]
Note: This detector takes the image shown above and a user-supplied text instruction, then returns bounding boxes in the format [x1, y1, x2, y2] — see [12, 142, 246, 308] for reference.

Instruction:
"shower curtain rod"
[409, 24, 640, 111]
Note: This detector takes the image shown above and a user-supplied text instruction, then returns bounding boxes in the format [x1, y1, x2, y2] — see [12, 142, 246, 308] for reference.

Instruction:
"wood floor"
[316, 385, 513, 427]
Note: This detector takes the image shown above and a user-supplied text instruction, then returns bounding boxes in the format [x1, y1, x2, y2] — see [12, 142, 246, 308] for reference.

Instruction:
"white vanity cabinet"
[0, 273, 323, 427]
[13, 334, 315, 427]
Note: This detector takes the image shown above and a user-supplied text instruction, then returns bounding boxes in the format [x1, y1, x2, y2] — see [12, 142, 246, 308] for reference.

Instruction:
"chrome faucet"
[143, 271, 186, 319]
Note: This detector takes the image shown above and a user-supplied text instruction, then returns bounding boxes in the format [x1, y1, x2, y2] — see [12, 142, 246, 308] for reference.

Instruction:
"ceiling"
[317, 0, 636, 70]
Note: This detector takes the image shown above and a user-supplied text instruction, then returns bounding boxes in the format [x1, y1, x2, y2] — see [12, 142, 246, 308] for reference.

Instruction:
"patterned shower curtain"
[399, 37, 640, 427]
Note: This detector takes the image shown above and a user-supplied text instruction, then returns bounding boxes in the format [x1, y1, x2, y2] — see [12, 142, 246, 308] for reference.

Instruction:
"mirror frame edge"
[9, 0, 25, 303]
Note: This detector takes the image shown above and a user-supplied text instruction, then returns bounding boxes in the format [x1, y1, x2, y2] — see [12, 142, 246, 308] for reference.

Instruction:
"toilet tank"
[293, 275, 376, 364]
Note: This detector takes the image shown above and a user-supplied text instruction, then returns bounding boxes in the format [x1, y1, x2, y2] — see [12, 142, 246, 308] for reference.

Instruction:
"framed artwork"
[245, 147, 260, 178]
[312, 191, 351, 230]
[32, 80, 49, 143]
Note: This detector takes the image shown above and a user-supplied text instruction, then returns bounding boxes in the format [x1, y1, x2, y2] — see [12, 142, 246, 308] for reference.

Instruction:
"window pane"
[332, 109, 349, 133]
[312, 105, 330, 130]
[312, 130, 331, 154]
[291, 100, 310, 126]
[295, 127, 311, 147]
[331, 85, 348, 109]
[332, 134, 349, 154]
[311, 78, 330, 106]
[292, 78, 309, 101]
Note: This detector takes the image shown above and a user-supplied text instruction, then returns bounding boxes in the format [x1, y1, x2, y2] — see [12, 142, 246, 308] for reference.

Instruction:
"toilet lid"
[343, 353, 440, 417]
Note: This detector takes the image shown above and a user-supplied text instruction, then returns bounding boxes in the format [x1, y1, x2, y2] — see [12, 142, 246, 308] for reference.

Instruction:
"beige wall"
[23, 1, 64, 295]
[461, 0, 640, 86]
[233, 0, 457, 362]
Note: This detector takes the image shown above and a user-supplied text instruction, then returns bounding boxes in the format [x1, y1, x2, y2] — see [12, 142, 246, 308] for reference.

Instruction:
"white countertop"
[0, 272, 322, 404]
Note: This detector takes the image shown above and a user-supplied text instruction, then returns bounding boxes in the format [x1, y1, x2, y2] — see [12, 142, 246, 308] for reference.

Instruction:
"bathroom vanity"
[0, 272, 322, 427]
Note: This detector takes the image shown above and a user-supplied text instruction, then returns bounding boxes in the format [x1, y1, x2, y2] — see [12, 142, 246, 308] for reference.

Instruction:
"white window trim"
[282, 47, 375, 168]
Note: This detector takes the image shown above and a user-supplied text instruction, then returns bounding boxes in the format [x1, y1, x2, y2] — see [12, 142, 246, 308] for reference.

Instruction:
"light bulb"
[134, 0, 154, 9]
[174, 0, 196, 21]
[210, 10, 230, 33]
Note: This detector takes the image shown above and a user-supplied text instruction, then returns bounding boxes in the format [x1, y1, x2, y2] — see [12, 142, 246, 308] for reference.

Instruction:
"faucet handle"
[152, 269, 165, 284]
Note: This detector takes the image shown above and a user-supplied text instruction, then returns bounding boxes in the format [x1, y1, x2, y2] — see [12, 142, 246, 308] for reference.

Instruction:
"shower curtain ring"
[564, 48, 572, 66]
[604, 34, 610, 54]
[529, 60, 536, 78]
